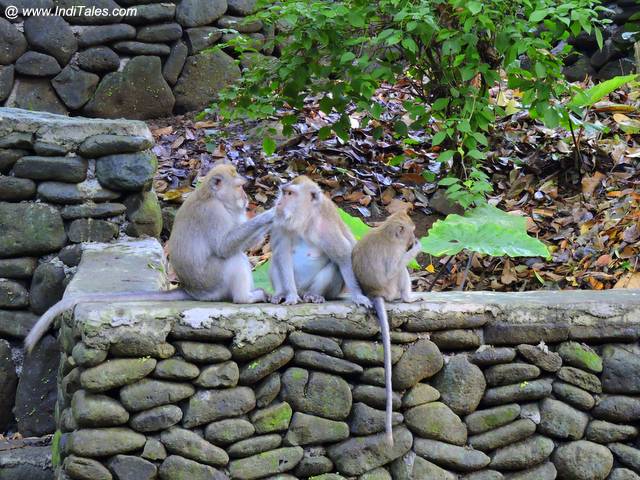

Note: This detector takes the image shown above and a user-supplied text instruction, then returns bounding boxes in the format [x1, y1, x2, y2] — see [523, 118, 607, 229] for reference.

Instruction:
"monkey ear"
[210, 176, 223, 190]
[310, 187, 321, 202]
[395, 224, 405, 238]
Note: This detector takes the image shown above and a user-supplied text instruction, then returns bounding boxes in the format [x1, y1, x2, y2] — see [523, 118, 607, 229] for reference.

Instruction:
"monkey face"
[274, 176, 323, 231]
[275, 184, 298, 222]
[207, 167, 249, 211]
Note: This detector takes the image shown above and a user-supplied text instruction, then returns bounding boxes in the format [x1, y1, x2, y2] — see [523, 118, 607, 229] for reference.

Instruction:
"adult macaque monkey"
[24, 164, 274, 353]
[269, 175, 371, 307]
[352, 211, 422, 445]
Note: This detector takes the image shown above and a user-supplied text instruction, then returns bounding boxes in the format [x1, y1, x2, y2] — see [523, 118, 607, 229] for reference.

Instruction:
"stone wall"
[2, 0, 638, 122]
[0, 107, 162, 439]
[0, 0, 270, 118]
[564, 1, 640, 81]
[49, 238, 640, 480]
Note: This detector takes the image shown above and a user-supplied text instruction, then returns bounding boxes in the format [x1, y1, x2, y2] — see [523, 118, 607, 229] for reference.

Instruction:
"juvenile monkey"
[269, 175, 371, 307]
[352, 211, 422, 445]
[24, 164, 274, 353]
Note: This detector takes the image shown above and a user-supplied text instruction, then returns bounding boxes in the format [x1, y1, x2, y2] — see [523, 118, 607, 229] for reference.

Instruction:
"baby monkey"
[352, 211, 421, 445]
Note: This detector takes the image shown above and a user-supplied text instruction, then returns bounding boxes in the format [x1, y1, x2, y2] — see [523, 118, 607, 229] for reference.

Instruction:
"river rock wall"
[0, 107, 162, 439]
[0, 0, 271, 118]
[1, 1, 638, 121]
[48, 238, 640, 480]
[564, 1, 640, 81]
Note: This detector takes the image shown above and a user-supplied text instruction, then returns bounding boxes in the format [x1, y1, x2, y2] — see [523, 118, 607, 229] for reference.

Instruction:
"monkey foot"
[270, 293, 301, 305]
[270, 294, 285, 304]
[352, 294, 373, 308]
[302, 293, 326, 304]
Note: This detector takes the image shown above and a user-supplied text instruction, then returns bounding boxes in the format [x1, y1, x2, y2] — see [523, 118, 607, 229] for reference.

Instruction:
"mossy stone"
[80, 358, 157, 392]
[250, 401, 292, 433]
[558, 341, 603, 373]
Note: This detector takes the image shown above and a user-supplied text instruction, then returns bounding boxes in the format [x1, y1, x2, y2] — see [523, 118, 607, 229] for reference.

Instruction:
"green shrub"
[216, 0, 606, 207]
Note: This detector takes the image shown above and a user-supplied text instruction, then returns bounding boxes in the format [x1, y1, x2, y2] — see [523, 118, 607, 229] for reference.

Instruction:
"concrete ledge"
[65, 238, 640, 350]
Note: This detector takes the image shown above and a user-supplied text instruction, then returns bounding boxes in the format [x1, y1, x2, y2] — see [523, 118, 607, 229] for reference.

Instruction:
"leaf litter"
[149, 76, 639, 293]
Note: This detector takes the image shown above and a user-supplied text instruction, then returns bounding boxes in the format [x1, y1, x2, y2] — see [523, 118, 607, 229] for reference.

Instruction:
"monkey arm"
[337, 255, 372, 307]
[402, 240, 422, 265]
[316, 227, 371, 307]
[215, 209, 275, 258]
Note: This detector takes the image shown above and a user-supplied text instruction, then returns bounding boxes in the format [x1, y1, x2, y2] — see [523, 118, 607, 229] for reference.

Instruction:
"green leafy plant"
[420, 203, 550, 258]
[562, 73, 638, 134]
[51, 430, 62, 467]
[216, 0, 605, 207]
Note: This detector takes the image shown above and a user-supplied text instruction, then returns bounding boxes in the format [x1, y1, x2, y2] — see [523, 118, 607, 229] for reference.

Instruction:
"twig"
[427, 256, 453, 292]
[458, 252, 474, 291]
[567, 115, 584, 184]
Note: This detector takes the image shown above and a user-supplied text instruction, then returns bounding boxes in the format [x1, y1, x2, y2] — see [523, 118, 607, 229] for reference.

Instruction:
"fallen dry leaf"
[581, 172, 606, 197]
[614, 272, 640, 289]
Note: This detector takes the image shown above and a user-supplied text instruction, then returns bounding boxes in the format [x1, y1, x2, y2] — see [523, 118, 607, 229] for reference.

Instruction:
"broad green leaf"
[530, 9, 548, 22]
[436, 150, 455, 163]
[467, 1, 482, 15]
[420, 203, 550, 259]
[263, 136, 276, 155]
[438, 176, 459, 186]
[348, 10, 366, 27]
[595, 28, 604, 50]
[394, 120, 408, 136]
[432, 131, 447, 146]
[338, 208, 370, 240]
[568, 74, 638, 108]
[401, 37, 418, 53]
[340, 52, 356, 64]
[252, 261, 273, 293]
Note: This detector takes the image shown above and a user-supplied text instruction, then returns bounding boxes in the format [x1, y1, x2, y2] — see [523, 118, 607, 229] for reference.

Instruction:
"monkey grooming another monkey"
[352, 211, 422, 445]
[269, 175, 371, 307]
[24, 164, 274, 353]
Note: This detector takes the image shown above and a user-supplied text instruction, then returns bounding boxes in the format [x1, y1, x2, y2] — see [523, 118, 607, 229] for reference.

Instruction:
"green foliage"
[567, 74, 638, 109]
[561, 74, 638, 132]
[338, 208, 370, 240]
[252, 260, 272, 293]
[217, 0, 604, 207]
[51, 430, 62, 467]
[420, 203, 550, 258]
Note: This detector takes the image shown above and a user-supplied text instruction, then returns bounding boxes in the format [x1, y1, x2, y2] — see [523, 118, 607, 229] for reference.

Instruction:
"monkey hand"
[302, 293, 326, 304]
[401, 293, 420, 303]
[351, 293, 372, 308]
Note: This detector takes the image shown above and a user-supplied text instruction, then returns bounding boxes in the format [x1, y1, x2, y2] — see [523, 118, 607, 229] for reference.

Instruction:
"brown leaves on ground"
[149, 77, 639, 293]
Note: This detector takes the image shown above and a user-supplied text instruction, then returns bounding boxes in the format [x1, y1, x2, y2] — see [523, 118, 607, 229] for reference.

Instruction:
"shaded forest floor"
[149, 78, 640, 293]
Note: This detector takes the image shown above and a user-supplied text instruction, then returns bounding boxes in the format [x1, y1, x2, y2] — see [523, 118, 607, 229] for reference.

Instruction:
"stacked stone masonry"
[1, 0, 639, 119]
[563, 0, 640, 81]
[46, 238, 640, 480]
[0, 0, 271, 118]
[0, 107, 162, 439]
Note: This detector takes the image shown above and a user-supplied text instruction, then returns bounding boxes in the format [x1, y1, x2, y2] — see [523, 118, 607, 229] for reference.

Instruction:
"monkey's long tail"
[24, 289, 192, 354]
[373, 296, 394, 446]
